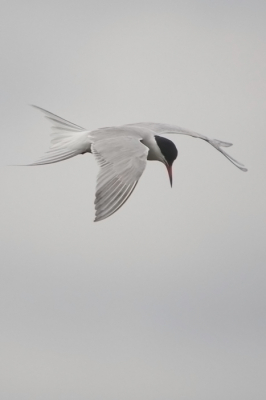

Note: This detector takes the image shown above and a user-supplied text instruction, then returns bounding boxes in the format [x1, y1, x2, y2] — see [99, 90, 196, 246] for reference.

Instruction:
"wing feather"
[92, 137, 148, 222]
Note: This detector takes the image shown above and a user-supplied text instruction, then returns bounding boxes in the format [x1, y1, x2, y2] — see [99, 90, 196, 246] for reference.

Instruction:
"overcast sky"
[1, 1, 266, 399]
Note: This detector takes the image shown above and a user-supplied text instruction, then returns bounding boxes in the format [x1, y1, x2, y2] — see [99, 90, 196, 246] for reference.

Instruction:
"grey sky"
[1, 1, 266, 399]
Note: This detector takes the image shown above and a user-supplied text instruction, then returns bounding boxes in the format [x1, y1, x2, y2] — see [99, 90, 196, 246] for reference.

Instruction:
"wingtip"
[94, 212, 108, 222]
[30, 104, 46, 112]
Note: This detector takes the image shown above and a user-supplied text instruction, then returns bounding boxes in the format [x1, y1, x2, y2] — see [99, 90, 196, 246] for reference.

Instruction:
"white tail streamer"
[26, 106, 91, 165]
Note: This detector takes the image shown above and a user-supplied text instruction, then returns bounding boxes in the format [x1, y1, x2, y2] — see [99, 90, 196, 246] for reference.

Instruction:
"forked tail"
[27, 106, 91, 165]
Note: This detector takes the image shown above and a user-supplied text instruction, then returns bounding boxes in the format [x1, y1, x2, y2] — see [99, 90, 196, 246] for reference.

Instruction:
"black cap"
[154, 135, 178, 166]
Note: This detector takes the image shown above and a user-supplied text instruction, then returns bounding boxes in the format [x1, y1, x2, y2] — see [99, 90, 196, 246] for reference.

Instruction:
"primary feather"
[92, 137, 148, 221]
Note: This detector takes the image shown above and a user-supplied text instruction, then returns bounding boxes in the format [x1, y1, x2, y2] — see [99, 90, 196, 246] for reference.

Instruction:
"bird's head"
[154, 135, 178, 187]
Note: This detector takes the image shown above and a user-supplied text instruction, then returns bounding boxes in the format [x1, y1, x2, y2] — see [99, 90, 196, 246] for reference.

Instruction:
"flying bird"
[27, 106, 247, 221]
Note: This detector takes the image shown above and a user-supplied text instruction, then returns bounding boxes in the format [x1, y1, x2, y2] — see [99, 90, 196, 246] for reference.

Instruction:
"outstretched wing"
[92, 136, 148, 222]
[128, 122, 247, 172]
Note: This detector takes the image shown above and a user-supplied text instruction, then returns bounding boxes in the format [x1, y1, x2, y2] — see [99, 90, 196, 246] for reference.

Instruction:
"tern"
[27, 106, 247, 222]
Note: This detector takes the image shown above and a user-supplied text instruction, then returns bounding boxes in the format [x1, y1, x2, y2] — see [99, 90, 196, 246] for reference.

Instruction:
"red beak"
[166, 165, 173, 187]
